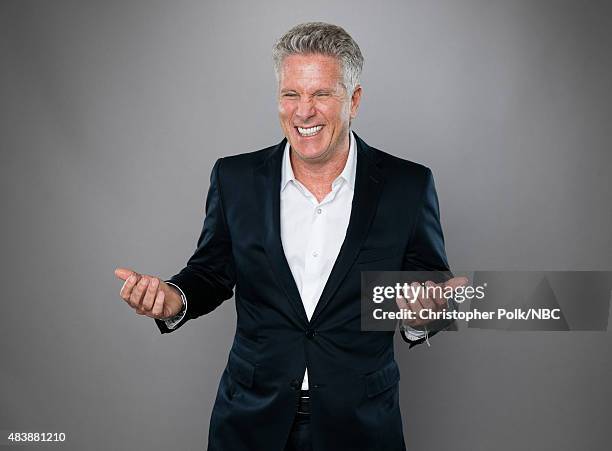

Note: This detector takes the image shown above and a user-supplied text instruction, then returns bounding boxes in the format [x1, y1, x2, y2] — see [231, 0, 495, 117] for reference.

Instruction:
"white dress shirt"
[163, 130, 425, 390]
[280, 131, 356, 390]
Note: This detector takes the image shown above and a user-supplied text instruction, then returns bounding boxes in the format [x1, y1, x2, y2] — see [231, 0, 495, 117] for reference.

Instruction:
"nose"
[295, 97, 316, 122]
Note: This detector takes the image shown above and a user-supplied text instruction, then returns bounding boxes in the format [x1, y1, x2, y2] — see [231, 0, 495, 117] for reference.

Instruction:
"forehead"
[279, 53, 343, 88]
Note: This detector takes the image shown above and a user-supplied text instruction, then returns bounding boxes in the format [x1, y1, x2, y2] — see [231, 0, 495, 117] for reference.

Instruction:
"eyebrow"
[279, 88, 335, 95]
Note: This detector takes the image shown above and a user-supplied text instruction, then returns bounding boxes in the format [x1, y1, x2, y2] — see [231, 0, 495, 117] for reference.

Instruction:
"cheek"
[278, 101, 294, 118]
[319, 102, 346, 123]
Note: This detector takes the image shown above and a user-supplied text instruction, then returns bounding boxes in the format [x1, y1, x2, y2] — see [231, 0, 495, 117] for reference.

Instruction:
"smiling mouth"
[295, 125, 324, 137]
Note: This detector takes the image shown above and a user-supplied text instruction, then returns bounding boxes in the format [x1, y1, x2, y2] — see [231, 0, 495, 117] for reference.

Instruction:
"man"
[115, 22, 465, 451]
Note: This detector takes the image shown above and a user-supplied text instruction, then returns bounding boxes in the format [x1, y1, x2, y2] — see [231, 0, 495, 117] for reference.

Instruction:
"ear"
[350, 85, 362, 119]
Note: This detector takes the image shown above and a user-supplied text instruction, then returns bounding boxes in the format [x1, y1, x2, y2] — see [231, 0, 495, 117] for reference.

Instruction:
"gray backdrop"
[1, 1, 611, 450]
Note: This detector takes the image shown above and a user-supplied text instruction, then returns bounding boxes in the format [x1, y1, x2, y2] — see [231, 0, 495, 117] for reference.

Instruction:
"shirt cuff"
[163, 281, 187, 329]
[401, 295, 454, 343]
[400, 324, 427, 341]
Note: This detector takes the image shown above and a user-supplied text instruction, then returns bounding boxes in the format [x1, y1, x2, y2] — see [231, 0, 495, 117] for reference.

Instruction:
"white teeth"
[297, 125, 323, 136]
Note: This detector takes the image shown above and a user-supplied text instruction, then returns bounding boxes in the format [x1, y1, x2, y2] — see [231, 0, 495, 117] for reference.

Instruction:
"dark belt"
[297, 389, 310, 415]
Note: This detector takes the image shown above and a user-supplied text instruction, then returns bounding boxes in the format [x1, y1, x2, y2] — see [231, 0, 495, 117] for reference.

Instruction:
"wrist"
[162, 283, 186, 319]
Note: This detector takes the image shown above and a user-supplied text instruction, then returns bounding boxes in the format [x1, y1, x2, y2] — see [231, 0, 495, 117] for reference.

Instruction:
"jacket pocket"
[365, 360, 400, 398]
[227, 350, 256, 388]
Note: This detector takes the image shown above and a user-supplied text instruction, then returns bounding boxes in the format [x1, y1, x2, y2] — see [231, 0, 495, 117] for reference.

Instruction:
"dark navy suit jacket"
[155, 132, 454, 451]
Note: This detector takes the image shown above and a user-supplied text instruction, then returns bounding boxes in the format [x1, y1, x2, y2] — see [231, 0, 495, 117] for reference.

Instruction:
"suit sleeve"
[400, 168, 458, 348]
[155, 158, 236, 334]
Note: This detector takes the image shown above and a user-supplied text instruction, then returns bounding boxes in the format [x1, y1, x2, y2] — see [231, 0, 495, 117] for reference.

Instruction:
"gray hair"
[272, 22, 364, 95]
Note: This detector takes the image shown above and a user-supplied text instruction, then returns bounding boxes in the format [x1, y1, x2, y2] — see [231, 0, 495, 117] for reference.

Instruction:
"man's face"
[277, 53, 361, 162]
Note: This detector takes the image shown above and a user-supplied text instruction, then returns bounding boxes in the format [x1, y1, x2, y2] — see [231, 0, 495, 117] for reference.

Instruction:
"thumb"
[114, 267, 138, 281]
[443, 276, 469, 289]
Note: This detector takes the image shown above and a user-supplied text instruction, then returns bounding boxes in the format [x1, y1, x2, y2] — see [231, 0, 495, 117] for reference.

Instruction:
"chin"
[291, 143, 329, 161]
[290, 137, 332, 161]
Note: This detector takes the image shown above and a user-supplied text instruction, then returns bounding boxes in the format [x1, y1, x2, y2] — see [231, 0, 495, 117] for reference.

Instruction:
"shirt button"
[316, 208, 322, 214]
[312, 251, 319, 257]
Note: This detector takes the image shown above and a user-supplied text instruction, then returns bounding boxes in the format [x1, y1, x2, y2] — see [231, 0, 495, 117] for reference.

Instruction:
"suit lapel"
[255, 139, 310, 325]
[310, 133, 384, 324]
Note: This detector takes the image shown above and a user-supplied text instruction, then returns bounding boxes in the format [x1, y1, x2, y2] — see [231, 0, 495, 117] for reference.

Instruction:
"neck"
[290, 132, 351, 202]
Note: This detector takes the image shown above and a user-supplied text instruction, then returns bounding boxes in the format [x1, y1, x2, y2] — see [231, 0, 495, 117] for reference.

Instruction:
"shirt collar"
[281, 130, 357, 192]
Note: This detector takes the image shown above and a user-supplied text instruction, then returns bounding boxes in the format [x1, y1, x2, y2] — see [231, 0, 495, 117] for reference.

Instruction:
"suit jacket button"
[305, 329, 316, 339]
[290, 379, 300, 389]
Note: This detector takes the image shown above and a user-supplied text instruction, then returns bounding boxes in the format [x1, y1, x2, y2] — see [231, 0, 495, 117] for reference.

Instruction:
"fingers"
[424, 280, 449, 310]
[151, 289, 166, 318]
[397, 282, 425, 310]
[115, 267, 135, 281]
[418, 277, 469, 309]
[444, 276, 469, 290]
[131, 277, 150, 313]
[419, 281, 440, 311]
[397, 282, 428, 327]
[142, 277, 159, 311]
[409, 282, 427, 310]
[395, 292, 409, 310]
[117, 269, 176, 319]
[397, 277, 469, 329]
[120, 273, 141, 302]
[398, 280, 448, 326]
